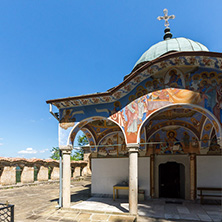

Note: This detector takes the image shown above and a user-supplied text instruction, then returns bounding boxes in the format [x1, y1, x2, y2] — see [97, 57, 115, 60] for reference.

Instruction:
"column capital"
[126, 143, 139, 152]
[189, 153, 196, 160]
[60, 145, 73, 155]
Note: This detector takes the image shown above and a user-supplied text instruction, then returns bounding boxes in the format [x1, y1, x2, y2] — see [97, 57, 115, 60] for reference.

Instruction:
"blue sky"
[0, 0, 221, 159]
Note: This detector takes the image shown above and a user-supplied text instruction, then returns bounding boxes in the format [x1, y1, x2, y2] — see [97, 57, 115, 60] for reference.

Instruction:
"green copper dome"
[134, 37, 209, 69]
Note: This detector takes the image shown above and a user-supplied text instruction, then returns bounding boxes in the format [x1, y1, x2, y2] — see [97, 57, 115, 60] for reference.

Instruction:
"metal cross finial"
[157, 9, 175, 28]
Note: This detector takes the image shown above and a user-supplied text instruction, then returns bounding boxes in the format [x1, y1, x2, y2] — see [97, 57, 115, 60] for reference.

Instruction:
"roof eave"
[46, 51, 222, 105]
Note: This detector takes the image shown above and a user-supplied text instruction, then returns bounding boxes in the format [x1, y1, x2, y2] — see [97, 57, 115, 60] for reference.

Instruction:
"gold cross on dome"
[157, 9, 175, 28]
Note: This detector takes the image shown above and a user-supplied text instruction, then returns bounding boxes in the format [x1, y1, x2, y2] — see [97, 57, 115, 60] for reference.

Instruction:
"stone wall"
[0, 166, 16, 185]
[0, 157, 90, 186]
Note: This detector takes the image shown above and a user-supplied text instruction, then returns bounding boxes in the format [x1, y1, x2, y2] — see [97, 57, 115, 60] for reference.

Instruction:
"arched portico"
[60, 116, 128, 208]
[136, 102, 222, 200]
[138, 103, 222, 154]
[47, 47, 222, 215]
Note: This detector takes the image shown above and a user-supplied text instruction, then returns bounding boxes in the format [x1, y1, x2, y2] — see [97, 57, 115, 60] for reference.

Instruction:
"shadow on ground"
[50, 183, 91, 204]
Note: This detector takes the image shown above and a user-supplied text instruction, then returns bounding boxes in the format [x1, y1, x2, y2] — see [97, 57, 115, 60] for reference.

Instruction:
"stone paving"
[71, 197, 222, 222]
[0, 178, 221, 221]
[0, 179, 92, 221]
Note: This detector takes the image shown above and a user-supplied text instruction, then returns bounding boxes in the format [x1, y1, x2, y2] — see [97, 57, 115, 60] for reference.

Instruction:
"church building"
[46, 9, 222, 214]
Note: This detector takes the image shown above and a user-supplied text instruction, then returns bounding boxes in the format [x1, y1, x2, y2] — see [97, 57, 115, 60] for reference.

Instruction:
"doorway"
[159, 162, 185, 199]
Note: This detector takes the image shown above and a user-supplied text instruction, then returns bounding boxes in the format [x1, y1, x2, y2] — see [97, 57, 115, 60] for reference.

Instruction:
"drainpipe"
[49, 103, 61, 207]
[59, 150, 63, 207]
[49, 104, 59, 121]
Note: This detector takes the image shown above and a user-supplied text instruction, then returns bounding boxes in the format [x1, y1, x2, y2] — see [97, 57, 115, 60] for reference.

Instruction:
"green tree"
[50, 134, 88, 161]
[50, 147, 60, 160]
[71, 134, 88, 160]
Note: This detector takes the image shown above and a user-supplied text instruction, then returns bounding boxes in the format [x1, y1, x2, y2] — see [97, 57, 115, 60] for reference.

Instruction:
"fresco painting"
[208, 135, 221, 154]
[81, 128, 96, 152]
[110, 88, 206, 143]
[146, 127, 199, 155]
[144, 107, 221, 155]
[139, 128, 146, 156]
[58, 67, 222, 156]
[53, 56, 222, 110]
[108, 69, 222, 144]
[97, 132, 127, 158]
[60, 109, 76, 130]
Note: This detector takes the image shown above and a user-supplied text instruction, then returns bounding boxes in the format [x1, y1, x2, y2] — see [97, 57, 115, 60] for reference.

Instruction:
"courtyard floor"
[0, 178, 221, 222]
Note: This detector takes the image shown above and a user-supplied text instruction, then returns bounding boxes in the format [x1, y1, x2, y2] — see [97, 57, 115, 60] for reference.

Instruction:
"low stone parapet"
[0, 157, 90, 186]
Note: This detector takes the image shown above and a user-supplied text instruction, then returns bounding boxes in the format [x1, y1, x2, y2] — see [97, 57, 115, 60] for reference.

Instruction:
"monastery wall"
[196, 156, 222, 188]
[91, 157, 150, 198]
[0, 157, 90, 186]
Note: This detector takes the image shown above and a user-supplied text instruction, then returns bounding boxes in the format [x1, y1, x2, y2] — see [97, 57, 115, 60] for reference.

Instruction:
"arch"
[137, 103, 222, 144]
[97, 131, 127, 157]
[98, 131, 125, 145]
[68, 116, 127, 147]
[81, 127, 96, 152]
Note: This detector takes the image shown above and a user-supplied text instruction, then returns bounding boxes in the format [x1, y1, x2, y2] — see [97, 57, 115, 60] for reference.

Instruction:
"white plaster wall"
[91, 157, 150, 197]
[92, 158, 129, 196]
[138, 157, 150, 198]
[197, 156, 222, 188]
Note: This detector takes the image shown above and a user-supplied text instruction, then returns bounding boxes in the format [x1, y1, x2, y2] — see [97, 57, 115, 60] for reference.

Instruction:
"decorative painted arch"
[97, 131, 127, 157]
[137, 103, 222, 146]
[81, 127, 96, 151]
[98, 131, 125, 146]
[67, 116, 127, 147]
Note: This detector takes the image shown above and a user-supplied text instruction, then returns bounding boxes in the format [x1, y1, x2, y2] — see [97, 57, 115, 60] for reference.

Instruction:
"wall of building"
[197, 156, 222, 188]
[138, 157, 150, 198]
[91, 157, 150, 198]
[91, 158, 129, 196]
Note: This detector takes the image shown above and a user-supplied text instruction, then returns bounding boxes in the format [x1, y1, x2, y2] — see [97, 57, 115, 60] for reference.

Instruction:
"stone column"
[127, 143, 139, 215]
[60, 145, 73, 208]
[190, 153, 196, 200]
[150, 154, 155, 198]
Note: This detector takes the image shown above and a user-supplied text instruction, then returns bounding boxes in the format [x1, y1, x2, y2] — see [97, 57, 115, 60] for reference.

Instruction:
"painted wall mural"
[52, 55, 222, 109]
[58, 67, 222, 156]
[97, 132, 127, 158]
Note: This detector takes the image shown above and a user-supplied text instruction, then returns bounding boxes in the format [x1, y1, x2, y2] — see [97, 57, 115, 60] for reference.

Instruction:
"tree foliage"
[50, 147, 60, 160]
[72, 134, 88, 160]
[50, 134, 88, 161]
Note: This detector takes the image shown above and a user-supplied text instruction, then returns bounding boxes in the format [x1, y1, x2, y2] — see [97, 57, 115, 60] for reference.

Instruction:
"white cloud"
[39, 148, 49, 153]
[0, 143, 3, 146]
[0, 138, 3, 140]
[18, 147, 37, 154]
